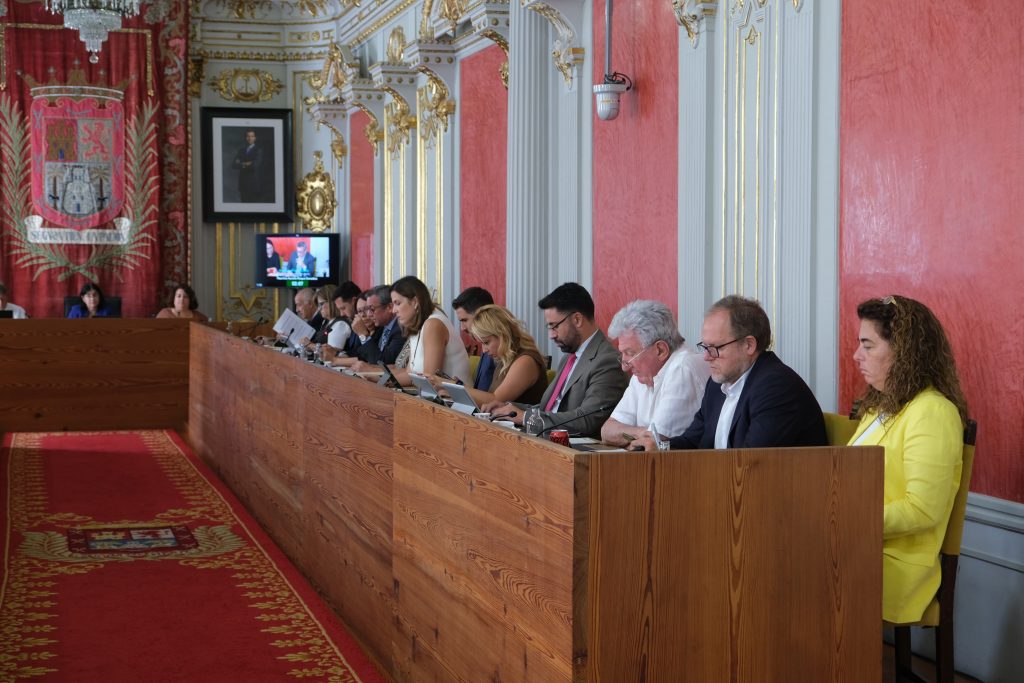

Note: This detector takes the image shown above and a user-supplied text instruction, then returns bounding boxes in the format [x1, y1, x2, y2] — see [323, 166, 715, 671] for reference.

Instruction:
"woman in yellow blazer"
[849, 295, 969, 624]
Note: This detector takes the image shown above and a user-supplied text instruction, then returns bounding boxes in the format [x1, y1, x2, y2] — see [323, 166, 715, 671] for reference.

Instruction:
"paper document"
[272, 309, 316, 348]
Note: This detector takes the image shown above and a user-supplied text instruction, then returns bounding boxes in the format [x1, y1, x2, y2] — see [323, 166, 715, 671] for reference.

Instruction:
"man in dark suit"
[350, 284, 406, 367]
[494, 282, 628, 438]
[452, 286, 496, 391]
[232, 129, 262, 202]
[286, 240, 316, 274]
[637, 295, 826, 450]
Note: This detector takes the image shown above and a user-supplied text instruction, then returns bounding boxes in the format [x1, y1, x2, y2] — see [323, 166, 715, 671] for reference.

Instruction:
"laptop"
[409, 373, 439, 400]
[441, 382, 479, 415]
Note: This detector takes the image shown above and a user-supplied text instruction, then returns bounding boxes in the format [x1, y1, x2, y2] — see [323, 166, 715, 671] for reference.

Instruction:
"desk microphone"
[275, 327, 295, 348]
[241, 316, 266, 338]
[538, 404, 615, 436]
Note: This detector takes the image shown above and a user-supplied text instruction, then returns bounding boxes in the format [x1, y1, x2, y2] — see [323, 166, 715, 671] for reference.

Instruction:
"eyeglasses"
[546, 312, 573, 331]
[696, 338, 740, 359]
[364, 303, 389, 314]
[617, 344, 653, 368]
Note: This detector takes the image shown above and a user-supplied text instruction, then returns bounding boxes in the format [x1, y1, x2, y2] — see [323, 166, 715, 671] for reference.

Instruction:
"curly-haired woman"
[850, 295, 969, 624]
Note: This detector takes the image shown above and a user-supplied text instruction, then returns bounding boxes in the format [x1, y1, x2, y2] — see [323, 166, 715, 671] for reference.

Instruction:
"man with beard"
[490, 282, 628, 438]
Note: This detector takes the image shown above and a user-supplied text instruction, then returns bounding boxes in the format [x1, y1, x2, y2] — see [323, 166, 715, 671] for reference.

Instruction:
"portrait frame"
[201, 107, 294, 222]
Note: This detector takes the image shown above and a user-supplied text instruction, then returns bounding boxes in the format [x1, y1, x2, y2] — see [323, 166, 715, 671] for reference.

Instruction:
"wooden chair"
[890, 419, 977, 683]
[468, 354, 480, 382]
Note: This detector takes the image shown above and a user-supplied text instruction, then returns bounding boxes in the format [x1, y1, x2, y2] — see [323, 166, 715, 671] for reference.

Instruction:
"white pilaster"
[505, 1, 552, 343]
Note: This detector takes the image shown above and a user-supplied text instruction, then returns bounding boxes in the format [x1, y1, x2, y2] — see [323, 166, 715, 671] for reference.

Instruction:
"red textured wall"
[459, 45, 507, 305]
[591, 1, 678, 330]
[349, 109, 375, 289]
[840, 3, 1023, 502]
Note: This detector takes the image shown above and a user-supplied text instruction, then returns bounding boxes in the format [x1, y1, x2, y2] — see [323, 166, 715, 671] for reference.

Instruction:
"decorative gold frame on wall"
[295, 151, 337, 233]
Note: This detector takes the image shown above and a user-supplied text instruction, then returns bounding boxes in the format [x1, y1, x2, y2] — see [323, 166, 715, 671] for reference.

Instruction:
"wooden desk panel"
[187, 324, 882, 682]
[0, 318, 189, 432]
[187, 324, 397, 670]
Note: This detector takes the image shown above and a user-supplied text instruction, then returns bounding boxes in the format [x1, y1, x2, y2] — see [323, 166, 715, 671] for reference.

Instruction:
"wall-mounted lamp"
[593, 0, 633, 121]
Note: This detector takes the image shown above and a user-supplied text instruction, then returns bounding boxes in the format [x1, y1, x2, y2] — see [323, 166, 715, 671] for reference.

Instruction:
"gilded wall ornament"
[673, 1, 718, 49]
[480, 29, 509, 89]
[188, 56, 205, 98]
[351, 103, 384, 156]
[418, 74, 454, 147]
[317, 120, 349, 167]
[386, 26, 407, 65]
[522, 2, 584, 90]
[295, 151, 337, 233]
[385, 99, 415, 159]
[209, 68, 283, 103]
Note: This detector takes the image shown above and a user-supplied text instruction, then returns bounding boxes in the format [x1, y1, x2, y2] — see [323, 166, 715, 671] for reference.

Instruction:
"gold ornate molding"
[385, 98, 416, 159]
[480, 29, 509, 89]
[317, 120, 349, 167]
[417, 74, 455, 147]
[295, 151, 337, 233]
[522, 1, 584, 90]
[673, 1, 718, 49]
[348, 100, 384, 155]
[209, 68, 284, 102]
[188, 57, 205, 98]
[386, 26, 407, 65]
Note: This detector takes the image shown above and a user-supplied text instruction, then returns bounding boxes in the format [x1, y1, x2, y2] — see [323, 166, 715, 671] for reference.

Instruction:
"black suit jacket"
[669, 351, 827, 450]
[356, 319, 406, 365]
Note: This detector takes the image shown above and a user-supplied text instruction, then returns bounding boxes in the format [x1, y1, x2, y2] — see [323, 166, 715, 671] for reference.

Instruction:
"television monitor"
[256, 233, 339, 288]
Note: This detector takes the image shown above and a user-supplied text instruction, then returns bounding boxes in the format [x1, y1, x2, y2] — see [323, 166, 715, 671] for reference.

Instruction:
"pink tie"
[545, 353, 577, 411]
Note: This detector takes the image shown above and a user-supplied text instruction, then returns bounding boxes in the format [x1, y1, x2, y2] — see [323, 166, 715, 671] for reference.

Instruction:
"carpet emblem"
[67, 525, 198, 553]
[20, 525, 244, 564]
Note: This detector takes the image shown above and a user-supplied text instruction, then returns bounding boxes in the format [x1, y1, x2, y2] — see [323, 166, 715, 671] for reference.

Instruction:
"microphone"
[538, 403, 616, 437]
[241, 316, 266, 338]
[275, 327, 295, 348]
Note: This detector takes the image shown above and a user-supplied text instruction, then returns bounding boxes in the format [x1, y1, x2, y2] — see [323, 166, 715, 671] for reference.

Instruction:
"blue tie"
[379, 323, 391, 352]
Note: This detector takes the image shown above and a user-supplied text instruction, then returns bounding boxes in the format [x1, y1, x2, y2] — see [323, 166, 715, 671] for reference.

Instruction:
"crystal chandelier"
[44, 0, 141, 64]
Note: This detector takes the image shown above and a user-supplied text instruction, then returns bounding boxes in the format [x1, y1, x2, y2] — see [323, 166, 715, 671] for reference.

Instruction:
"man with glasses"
[326, 285, 406, 368]
[491, 282, 627, 438]
[600, 300, 709, 447]
[635, 295, 826, 451]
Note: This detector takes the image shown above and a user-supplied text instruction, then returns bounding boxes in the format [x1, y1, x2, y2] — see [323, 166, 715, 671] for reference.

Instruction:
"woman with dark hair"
[849, 295, 969, 624]
[67, 283, 112, 318]
[467, 305, 548, 405]
[388, 275, 470, 386]
[156, 283, 209, 321]
[308, 284, 351, 352]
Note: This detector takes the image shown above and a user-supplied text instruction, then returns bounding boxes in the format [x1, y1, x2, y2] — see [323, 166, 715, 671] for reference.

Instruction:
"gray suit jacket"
[535, 330, 629, 438]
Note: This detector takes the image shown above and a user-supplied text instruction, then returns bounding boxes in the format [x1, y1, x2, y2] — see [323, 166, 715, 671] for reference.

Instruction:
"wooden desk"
[0, 318, 189, 432]
[187, 323, 882, 681]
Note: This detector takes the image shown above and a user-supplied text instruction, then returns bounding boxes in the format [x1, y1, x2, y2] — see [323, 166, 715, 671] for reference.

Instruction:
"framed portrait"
[201, 107, 294, 222]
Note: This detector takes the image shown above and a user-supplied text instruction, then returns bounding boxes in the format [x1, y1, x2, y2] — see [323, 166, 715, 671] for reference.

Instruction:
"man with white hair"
[600, 300, 709, 447]
[0, 282, 27, 318]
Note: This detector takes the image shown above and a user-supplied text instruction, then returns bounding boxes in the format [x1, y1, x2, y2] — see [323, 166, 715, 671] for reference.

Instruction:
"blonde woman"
[468, 305, 549, 406]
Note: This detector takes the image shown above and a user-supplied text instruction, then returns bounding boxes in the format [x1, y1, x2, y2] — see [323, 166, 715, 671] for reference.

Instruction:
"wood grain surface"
[186, 324, 883, 682]
[0, 318, 189, 432]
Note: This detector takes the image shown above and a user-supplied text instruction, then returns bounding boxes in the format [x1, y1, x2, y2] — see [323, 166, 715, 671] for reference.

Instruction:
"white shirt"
[714, 365, 754, 448]
[609, 345, 709, 437]
[325, 319, 352, 350]
[2, 302, 27, 319]
[408, 309, 471, 382]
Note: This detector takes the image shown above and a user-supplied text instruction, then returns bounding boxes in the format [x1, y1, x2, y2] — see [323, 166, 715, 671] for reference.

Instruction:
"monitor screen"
[256, 233, 339, 288]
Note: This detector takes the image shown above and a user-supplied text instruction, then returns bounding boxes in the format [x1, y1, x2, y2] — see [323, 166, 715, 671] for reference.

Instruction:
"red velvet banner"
[0, 3, 189, 318]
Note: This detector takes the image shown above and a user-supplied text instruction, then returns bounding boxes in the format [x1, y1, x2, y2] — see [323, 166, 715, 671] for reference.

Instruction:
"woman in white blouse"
[387, 276, 470, 387]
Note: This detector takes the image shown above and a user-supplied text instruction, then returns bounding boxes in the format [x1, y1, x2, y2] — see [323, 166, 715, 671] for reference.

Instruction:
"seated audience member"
[0, 282, 27, 318]
[388, 276, 470, 386]
[489, 282, 628, 438]
[452, 286, 496, 391]
[156, 283, 209, 321]
[307, 285, 351, 351]
[67, 283, 113, 318]
[265, 239, 282, 272]
[334, 280, 362, 321]
[463, 305, 548, 405]
[338, 285, 406, 369]
[849, 295, 968, 624]
[634, 295, 826, 451]
[599, 300, 709, 447]
[293, 287, 320, 326]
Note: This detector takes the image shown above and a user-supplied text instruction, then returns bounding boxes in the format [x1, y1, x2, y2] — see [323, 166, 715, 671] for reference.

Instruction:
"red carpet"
[0, 431, 386, 682]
